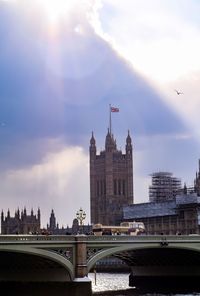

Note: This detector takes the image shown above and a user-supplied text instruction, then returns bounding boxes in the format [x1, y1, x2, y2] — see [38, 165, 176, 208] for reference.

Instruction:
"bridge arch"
[0, 245, 74, 281]
[87, 242, 200, 272]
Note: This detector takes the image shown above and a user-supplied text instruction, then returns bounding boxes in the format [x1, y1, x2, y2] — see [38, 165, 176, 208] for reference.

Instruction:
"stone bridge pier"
[73, 236, 92, 296]
[75, 236, 88, 278]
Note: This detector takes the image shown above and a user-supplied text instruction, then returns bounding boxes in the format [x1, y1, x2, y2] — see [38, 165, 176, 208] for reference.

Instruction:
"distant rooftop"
[150, 172, 173, 177]
[123, 193, 200, 220]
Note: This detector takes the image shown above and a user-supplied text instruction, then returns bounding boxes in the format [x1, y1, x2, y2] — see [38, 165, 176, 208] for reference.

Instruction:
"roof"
[123, 200, 177, 219]
[123, 193, 200, 219]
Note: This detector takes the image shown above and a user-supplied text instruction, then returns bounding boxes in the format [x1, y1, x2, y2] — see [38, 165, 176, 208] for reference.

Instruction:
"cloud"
[0, 146, 90, 227]
[97, 0, 200, 83]
[0, 0, 187, 169]
[134, 132, 199, 189]
[0, 0, 198, 225]
[162, 72, 200, 141]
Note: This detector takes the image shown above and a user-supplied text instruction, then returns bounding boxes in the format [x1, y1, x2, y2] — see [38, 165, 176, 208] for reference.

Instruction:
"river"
[1, 273, 200, 295]
[89, 272, 200, 295]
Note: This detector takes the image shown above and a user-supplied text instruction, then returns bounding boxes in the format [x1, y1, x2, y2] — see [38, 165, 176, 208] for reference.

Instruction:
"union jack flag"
[110, 107, 119, 112]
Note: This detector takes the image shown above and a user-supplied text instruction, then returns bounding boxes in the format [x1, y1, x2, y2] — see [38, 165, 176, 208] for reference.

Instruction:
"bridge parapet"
[86, 235, 200, 242]
[0, 235, 75, 242]
[0, 234, 200, 243]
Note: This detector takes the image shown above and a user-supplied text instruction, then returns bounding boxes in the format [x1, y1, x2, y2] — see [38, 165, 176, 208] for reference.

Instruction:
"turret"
[49, 209, 56, 230]
[126, 130, 132, 155]
[105, 129, 115, 152]
[89, 131, 96, 156]
[16, 208, 20, 219]
[199, 159, 200, 175]
[37, 208, 41, 223]
[183, 183, 187, 195]
[1, 210, 4, 222]
[7, 209, 10, 219]
[14, 209, 20, 219]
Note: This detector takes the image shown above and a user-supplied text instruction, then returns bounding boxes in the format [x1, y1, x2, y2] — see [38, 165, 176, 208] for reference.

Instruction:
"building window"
[114, 179, 117, 195]
[104, 179, 106, 195]
[118, 180, 121, 195]
[122, 180, 126, 195]
[101, 180, 103, 195]
[97, 181, 99, 197]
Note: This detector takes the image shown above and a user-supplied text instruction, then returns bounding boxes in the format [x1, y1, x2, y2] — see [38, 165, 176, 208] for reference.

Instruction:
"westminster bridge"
[1, 234, 200, 294]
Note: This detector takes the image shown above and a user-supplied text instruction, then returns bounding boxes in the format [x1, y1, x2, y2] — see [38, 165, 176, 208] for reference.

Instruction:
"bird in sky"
[174, 89, 184, 95]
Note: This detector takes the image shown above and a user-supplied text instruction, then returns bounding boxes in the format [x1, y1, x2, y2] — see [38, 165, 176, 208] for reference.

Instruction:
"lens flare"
[38, 0, 75, 24]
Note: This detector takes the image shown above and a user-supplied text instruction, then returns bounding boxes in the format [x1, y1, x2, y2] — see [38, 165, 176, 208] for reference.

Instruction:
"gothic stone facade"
[123, 160, 200, 235]
[47, 209, 92, 235]
[123, 194, 200, 235]
[47, 210, 92, 235]
[1, 208, 41, 234]
[90, 130, 133, 225]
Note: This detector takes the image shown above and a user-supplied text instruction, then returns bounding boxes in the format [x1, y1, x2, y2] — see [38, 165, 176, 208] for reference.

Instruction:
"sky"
[0, 0, 200, 227]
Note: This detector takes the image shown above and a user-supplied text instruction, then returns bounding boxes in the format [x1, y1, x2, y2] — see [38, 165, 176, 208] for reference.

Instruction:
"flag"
[110, 106, 119, 112]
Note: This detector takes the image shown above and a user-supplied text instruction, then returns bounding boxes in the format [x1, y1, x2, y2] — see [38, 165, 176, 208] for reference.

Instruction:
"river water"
[1, 273, 200, 295]
[89, 272, 130, 293]
[89, 272, 200, 296]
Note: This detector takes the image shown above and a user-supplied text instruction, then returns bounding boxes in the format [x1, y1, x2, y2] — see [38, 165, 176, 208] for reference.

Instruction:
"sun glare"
[38, 0, 75, 23]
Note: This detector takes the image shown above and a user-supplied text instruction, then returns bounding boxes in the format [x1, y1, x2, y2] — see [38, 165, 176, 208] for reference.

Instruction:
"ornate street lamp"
[76, 208, 86, 234]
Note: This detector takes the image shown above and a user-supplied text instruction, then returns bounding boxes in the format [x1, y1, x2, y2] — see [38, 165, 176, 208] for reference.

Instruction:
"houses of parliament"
[2, 125, 200, 235]
[89, 129, 133, 225]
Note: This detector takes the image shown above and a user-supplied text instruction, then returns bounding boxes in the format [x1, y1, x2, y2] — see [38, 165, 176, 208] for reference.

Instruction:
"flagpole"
[109, 105, 119, 135]
[109, 104, 111, 134]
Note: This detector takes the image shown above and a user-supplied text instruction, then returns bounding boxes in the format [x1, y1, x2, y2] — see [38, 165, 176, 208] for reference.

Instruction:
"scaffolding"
[149, 172, 182, 202]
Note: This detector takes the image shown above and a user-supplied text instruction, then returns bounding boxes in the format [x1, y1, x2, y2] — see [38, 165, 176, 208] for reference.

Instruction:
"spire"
[15, 208, 20, 219]
[126, 130, 132, 143]
[199, 159, 200, 175]
[90, 131, 96, 156]
[126, 130, 132, 155]
[90, 131, 95, 145]
[7, 209, 10, 218]
[14, 210, 17, 217]
[50, 209, 56, 230]
[183, 183, 187, 195]
[114, 138, 117, 150]
[1, 210, 4, 222]
[105, 129, 116, 152]
[37, 208, 41, 221]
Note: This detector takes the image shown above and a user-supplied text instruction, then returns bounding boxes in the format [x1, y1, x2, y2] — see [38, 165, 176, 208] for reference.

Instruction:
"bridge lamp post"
[76, 208, 86, 234]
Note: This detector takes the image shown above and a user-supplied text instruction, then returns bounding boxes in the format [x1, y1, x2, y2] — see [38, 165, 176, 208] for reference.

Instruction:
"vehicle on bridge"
[92, 221, 145, 236]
